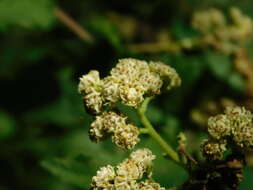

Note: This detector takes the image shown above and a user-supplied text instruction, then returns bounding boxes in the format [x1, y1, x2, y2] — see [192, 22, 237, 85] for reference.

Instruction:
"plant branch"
[137, 97, 181, 164]
[54, 7, 94, 44]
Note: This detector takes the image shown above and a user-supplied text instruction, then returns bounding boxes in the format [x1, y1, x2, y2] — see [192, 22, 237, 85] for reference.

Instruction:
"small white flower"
[112, 124, 140, 149]
[91, 165, 115, 189]
[91, 149, 162, 190]
[208, 114, 231, 140]
[78, 70, 101, 94]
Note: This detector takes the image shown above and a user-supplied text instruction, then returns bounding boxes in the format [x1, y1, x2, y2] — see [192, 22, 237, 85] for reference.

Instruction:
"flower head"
[129, 148, 156, 171]
[208, 114, 231, 140]
[203, 106, 253, 159]
[79, 58, 181, 111]
[202, 140, 227, 160]
[225, 106, 253, 148]
[79, 58, 181, 149]
[91, 165, 116, 190]
[84, 91, 104, 114]
[78, 70, 102, 94]
[138, 180, 166, 190]
[149, 61, 181, 90]
[116, 159, 141, 182]
[91, 149, 164, 190]
[102, 76, 120, 104]
[112, 124, 140, 149]
[89, 111, 140, 149]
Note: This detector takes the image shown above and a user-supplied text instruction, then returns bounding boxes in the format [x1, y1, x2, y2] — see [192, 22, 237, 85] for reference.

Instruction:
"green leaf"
[161, 54, 207, 90]
[206, 51, 232, 80]
[0, 0, 55, 30]
[171, 20, 197, 39]
[88, 16, 122, 50]
[206, 51, 245, 91]
[227, 72, 245, 92]
[41, 158, 90, 188]
[62, 129, 125, 163]
[239, 168, 253, 190]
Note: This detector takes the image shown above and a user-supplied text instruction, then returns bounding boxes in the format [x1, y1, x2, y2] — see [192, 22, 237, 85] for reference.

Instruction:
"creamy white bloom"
[138, 180, 166, 190]
[91, 149, 163, 190]
[202, 140, 227, 160]
[112, 124, 140, 149]
[203, 106, 253, 160]
[79, 58, 181, 110]
[84, 91, 104, 114]
[208, 114, 231, 140]
[91, 165, 115, 189]
[78, 70, 101, 94]
[89, 111, 140, 149]
[225, 106, 253, 147]
[79, 58, 181, 149]
[129, 148, 156, 174]
[149, 61, 181, 90]
[89, 111, 127, 142]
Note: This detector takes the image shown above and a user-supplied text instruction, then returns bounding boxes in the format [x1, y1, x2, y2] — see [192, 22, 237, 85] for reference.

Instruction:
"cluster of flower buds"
[202, 106, 253, 160]
[202, 139, 227, 160]
[78, 58, 181, 149]
[192, 7, 253, 53]
[78, 58, 181, 113]
[89, 111, 140, 149]
[91, 148, 165, 190]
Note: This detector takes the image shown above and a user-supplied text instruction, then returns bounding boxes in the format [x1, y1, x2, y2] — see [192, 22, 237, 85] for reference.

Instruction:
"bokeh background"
[1, 0, 253, 189]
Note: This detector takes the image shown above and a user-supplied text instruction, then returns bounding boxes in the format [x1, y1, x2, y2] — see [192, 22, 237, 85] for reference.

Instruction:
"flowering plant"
[78, 58, 253, 190]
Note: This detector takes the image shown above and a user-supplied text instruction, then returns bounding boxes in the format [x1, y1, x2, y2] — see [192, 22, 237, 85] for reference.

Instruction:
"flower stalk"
[137, 97, 181, 164]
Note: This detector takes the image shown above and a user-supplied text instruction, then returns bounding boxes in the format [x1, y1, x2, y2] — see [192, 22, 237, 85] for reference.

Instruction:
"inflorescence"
[192, 7, 253, 53]
[78, 58, 181, 149]
[89, 111, 140, 149]
[91, 148, 165, 190]
[76, 8, 253, 189]
[78, 58, 181, 113]
[202, 106, 253, 160]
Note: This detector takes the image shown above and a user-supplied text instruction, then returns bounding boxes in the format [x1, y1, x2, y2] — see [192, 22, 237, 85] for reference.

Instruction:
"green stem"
[137, 97, 180, 164]
[140, 128, 149, 134]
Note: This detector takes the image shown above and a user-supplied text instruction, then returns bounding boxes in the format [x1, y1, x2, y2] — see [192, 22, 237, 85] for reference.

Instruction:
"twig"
[178, 145, 198, 165]
[54, 7, 94, 44]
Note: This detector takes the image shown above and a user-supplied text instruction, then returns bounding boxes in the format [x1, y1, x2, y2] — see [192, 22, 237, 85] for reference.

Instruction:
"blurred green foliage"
[0, 0, 55, 30]
[0, 0, 253, 190]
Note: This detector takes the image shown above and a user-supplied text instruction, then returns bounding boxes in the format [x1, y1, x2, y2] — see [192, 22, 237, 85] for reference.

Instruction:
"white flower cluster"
[224, 106, 253, 147]
[78, 58, 181, 113]
[207, 114, 231, 140]
[202, 106, 253, 160]
[78, 70, 103, 114]
[208, 106, 253, 147]
[91, 148, 165, 190]
[90, 111, 140, 149]
[78, 58, 181, 149]
[201, 140, 227, 160]
[192, 7, 253, 53]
